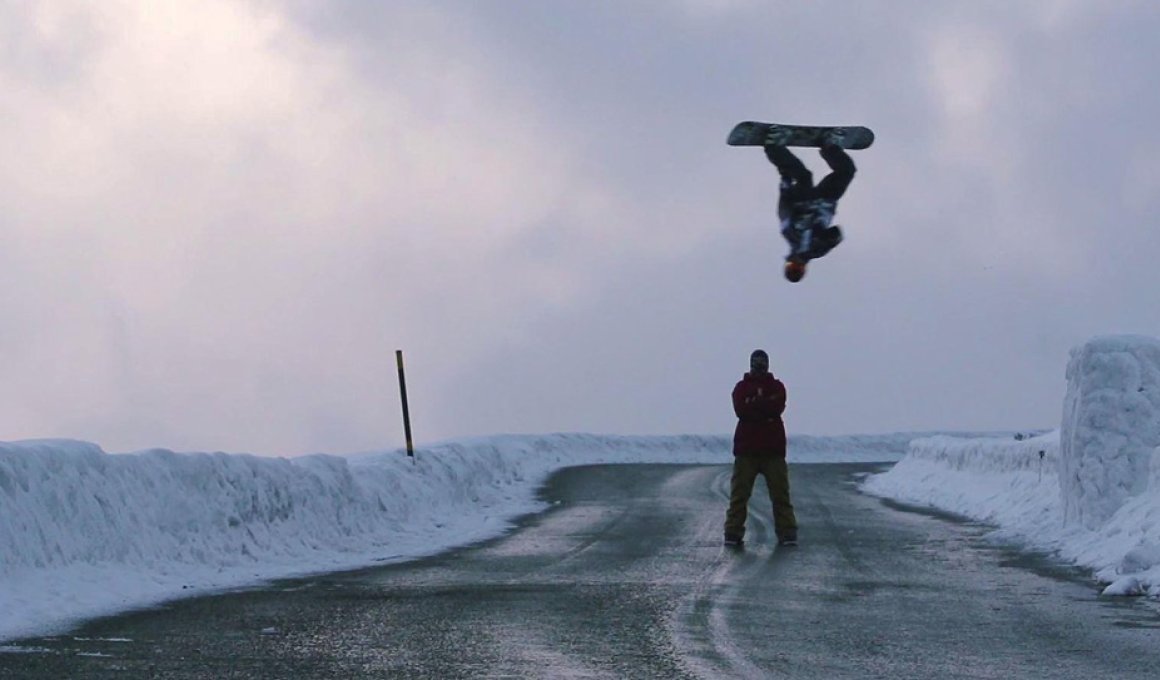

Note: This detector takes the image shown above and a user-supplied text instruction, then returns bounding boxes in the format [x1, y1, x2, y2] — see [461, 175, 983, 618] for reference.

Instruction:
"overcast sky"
[3, 1, 1159, 456]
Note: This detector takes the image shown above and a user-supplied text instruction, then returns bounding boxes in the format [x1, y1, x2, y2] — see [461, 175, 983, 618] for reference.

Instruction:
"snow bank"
[862, 432, 1061, 535]
[1060, 335, 1160, 529]
[865, 335, 1160, 600]
[0, 432, 914, 642]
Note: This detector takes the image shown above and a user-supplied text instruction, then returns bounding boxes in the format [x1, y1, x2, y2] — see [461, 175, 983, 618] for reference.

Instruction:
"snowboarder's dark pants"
[765, 144, 856, 204]
[724, 455, 797, 540]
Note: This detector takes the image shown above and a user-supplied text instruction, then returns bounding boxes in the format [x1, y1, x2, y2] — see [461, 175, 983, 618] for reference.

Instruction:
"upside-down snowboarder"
[726, 122, 873, 282]
[766, 132, 857, 283]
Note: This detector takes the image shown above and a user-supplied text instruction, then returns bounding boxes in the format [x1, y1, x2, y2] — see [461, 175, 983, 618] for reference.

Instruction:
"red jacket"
[732, 371, 787, 457]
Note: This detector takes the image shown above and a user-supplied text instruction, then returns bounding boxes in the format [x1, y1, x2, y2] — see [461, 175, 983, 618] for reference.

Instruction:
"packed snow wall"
[863, 335, 1160, 598]
[0, 431, 922, 582]
[884, 433, 1058, 475]
[1060, 335, 1160, 529]
[0, 432, 922, 641]
[860, 432, 1060, 525]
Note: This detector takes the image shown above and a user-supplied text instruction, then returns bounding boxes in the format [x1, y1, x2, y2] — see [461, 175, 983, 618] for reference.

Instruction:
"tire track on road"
[670, 467, 790, 678]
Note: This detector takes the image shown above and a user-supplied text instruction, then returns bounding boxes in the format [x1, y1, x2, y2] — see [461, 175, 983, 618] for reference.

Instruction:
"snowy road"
[3, 463, 1160, 678]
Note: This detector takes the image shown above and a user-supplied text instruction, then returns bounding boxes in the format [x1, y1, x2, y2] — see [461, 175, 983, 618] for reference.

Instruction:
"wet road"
[3, 463, 1160, 678]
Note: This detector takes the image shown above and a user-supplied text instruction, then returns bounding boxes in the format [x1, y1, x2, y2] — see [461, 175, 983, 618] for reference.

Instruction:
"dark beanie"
[750, 349, 769, 371]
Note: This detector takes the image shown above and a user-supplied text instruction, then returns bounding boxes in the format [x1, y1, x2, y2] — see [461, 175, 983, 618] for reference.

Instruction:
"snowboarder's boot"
[723, 534, 745, 548]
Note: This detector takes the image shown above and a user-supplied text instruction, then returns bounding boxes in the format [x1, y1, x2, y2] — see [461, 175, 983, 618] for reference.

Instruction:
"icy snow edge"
[862, 433, 1160, 598]
[1, 432, 917, 642]
[864, 335, 1160, 599]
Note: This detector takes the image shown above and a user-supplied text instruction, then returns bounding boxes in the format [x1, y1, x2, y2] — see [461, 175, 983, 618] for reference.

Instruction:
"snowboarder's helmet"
[750, 349, 769, 373]
[784, 260, 807, 283]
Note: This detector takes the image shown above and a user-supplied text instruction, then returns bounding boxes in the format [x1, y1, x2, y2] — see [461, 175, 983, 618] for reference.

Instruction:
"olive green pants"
[724, 455, 797, 540]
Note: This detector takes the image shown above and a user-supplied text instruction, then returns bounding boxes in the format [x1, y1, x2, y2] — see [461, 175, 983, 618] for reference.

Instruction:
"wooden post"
[396, 350, 414, 459]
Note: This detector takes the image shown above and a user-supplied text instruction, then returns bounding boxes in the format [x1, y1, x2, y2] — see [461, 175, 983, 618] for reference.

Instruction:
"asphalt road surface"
[3, 463, 1160, 679]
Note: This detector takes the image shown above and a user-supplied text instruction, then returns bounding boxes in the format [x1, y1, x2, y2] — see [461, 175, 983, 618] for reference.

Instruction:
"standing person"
[765, 134, 857, 283]
[724, 349, 798, 548]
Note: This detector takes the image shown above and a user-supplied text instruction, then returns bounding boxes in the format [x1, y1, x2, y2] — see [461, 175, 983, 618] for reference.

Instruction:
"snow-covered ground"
[1, 431, 927, 643]
[864, 335, 1160, 600]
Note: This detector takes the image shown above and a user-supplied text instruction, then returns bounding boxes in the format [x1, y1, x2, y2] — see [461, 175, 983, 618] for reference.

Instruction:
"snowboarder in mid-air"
[726, 122, 872, 282]
[766, 131, 856, 283]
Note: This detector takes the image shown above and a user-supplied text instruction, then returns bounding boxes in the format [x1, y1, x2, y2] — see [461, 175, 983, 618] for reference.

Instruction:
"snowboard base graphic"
[727, 122, 874, 150]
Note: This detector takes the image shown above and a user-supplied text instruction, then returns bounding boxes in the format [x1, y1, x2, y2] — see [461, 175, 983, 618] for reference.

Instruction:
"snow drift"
[1060, 335, 1160, 529]
[862, 432, 1063, 552]
[865, 335, 1160, 599]
[0, 432, 915, 642]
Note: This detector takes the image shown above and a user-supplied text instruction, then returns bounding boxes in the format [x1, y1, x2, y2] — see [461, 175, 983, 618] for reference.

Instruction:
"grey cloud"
[2, 1, 1159, 453]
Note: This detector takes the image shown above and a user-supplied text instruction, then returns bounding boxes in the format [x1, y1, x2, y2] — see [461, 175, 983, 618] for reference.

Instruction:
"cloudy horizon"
[2, 1, 1158, 455]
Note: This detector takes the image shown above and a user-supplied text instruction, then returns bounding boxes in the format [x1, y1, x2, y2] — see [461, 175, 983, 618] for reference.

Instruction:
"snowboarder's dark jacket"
[732, 371, 787, 458]
[767, 144, 855, 262]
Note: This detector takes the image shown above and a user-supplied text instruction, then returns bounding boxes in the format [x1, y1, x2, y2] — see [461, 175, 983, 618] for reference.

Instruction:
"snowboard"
[727, 121, 875, 150]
